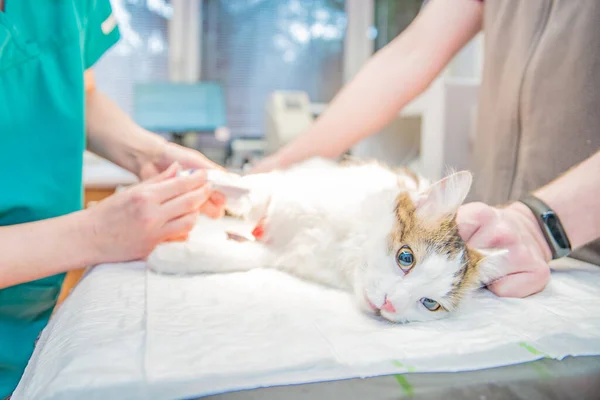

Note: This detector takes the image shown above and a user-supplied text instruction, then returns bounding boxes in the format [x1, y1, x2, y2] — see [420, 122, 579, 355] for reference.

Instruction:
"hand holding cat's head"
[356, 170, 508, 323]
[457, 201, 551, 298]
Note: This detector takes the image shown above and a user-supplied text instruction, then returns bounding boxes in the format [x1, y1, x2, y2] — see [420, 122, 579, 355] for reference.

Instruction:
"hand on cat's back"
[457, 202, 552, 298]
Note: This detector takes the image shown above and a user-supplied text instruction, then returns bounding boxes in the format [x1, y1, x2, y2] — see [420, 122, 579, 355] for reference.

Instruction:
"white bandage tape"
[177, 169, 250, 199]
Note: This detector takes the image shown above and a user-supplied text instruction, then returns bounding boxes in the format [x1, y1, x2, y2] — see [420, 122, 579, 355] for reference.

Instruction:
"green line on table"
[393, 374, 414, 396]
[519, 342, 550, 358]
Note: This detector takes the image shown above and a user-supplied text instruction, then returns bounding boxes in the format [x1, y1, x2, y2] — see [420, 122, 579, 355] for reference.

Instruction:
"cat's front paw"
[147, 239, 230, 275]
[147, 241, 195, 275]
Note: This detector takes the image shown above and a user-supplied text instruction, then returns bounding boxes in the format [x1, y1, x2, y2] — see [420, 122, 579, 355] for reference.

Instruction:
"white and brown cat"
[148, 158, 504, 323]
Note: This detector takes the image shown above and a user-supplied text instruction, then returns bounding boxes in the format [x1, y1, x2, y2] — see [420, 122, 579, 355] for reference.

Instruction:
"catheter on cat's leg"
[148, 168, 276, 275]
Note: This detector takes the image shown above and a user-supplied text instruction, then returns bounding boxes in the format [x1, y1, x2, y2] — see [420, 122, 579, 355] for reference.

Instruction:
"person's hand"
[139, 141, 226, 217]
[139, 141, 225, 178]
[457, 201, 552, 298]
[85, 163, 221, 264]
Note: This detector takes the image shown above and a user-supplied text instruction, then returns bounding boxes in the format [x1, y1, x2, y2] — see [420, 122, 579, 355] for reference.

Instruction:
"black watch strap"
[519, 194, 572, 260]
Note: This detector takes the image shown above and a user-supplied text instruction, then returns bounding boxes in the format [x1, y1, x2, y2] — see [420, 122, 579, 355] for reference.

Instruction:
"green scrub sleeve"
[83, 0, 120, 69]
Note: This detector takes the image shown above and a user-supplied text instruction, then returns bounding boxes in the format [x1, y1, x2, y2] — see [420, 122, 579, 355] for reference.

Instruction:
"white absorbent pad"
[13, 218, 600, 400]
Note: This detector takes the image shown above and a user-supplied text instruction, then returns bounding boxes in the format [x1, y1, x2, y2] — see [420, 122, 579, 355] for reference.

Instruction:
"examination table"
[12, 218, 600, 400]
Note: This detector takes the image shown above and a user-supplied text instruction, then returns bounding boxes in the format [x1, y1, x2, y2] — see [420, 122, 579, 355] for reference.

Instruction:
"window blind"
[201, 0, 347, 138]
[93, 0, 172, 116]
[373, 0, 423, 52]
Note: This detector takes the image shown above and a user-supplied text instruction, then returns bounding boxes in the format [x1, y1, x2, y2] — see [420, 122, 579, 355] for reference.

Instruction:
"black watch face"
[541, 211, 570, 250]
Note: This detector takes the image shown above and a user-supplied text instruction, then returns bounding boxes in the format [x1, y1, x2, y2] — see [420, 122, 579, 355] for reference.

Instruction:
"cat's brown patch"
[389, 192, 417, 249]
[390, 192, 462, 258]
[445, 249, 486, 309]
[389, 192, 483, 310]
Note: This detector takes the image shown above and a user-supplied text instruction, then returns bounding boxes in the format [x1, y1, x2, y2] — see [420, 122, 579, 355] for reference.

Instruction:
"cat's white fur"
[149, 158, 500, 323]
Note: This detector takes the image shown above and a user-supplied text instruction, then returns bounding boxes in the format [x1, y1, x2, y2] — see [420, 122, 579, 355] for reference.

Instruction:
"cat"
[148, 158, 504, 323]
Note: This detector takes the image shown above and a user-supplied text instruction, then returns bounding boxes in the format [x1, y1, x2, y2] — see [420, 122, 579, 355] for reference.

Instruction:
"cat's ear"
[413, 171, 473, 222]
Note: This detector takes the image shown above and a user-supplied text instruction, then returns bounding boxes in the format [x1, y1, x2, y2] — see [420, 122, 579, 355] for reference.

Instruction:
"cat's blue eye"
[420, 297, 441, 312]
[396, 246, 415, 272]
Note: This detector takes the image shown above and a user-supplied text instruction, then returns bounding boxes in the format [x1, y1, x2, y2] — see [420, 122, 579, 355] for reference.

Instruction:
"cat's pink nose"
[381, 298, 396, 313]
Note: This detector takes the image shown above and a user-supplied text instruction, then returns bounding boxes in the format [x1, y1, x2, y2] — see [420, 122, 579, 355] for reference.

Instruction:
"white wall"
[168, 0, 201, 82]
[343, 0, 374, 83]
[345, 1, 483, 166]
[446, 33, 484, 80]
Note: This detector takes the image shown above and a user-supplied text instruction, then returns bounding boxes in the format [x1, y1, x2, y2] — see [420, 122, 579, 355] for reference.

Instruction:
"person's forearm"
[274, 0, 483, 167]
[86, 89, 166, 177]
[534, 151, 600, 250]
[277, 39, 430, 164]
[0, 211, 100, 289]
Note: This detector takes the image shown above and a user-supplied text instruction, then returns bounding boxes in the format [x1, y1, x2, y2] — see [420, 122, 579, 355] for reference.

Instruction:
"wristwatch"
[519, 194, 572, 259]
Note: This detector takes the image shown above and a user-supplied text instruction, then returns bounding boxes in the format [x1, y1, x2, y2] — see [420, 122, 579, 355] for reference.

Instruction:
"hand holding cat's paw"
[457, 202, 552, 298]
[85, 163, 216, 264]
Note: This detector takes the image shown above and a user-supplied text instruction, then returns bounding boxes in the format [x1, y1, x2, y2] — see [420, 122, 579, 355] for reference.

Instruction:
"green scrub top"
[0, 1, 119, 396]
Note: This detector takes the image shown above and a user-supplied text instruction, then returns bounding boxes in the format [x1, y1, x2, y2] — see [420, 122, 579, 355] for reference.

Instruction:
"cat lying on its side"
[149, 158, 504, 323]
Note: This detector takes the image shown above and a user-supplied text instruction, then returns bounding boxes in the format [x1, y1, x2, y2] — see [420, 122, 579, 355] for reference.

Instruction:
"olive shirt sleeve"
[83, 0, 120, 69]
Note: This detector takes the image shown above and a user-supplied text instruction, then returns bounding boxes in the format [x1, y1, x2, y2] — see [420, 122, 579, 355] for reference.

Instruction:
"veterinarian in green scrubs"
[0, 1, 225, 396]
[0, 1, 119, 395]
[0, 1, 121, 395]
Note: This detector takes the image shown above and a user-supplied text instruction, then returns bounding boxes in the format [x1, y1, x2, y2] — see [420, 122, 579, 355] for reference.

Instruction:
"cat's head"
[354, 170, 504, 323]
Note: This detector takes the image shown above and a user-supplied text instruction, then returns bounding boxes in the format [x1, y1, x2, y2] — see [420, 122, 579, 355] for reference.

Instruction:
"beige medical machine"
[264, 91, 314, 155]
